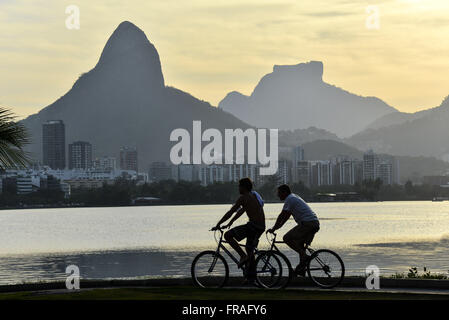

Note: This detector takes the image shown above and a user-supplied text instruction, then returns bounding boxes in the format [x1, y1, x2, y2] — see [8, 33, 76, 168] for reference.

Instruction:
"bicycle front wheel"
[307, 249, 345, 289]
[255, 251, 292, 289]
[191, 250, 229, 288]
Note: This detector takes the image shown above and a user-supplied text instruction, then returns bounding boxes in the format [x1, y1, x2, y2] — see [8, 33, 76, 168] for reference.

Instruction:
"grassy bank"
[0, 287, 448, 300]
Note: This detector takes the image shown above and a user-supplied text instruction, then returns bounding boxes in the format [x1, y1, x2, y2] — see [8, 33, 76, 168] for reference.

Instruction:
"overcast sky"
[1, 0, 448, 118]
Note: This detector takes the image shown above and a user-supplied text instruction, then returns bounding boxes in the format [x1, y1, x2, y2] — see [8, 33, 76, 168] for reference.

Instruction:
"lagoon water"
[1, 201, 449, 284]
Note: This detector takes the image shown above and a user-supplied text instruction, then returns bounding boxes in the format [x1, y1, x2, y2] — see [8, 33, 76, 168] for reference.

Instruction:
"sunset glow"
[1, 0, 449, 118]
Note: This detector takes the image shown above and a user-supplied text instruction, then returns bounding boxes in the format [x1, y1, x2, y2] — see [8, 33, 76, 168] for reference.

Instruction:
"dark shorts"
[227, 222, 265, 251]
[284, 220, 320, 248]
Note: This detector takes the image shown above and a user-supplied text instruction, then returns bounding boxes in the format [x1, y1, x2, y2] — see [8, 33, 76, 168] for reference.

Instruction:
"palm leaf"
[0, 108, 30, 169]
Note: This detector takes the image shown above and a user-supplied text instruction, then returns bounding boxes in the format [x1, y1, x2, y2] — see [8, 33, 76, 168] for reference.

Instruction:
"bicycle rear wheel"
[255, 251, 292, 289]
[307, 249, 345, 289]
[191, 250, 229, 288]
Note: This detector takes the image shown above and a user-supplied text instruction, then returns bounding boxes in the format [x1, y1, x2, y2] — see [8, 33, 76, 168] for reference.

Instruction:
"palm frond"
[0, 107, 31, 169]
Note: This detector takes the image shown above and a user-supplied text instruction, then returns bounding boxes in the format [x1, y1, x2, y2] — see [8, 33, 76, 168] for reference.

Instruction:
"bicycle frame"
[266, 232, 337, 276]
[209, 228, 280, 278]
[266, 232, 315, 256]
[212, 228, 260, 266]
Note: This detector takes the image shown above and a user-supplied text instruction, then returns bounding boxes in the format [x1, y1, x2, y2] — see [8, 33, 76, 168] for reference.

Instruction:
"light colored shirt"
[282, 193, 318, 224]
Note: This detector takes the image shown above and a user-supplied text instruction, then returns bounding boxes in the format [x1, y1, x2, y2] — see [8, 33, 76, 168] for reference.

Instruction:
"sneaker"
[295, 255, 312, 276]
[294, 264, 306, 277]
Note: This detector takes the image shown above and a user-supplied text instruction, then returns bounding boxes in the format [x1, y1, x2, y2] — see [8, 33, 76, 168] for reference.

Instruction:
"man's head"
[239, 178, 253, 194]
[277, 184, 291, 201]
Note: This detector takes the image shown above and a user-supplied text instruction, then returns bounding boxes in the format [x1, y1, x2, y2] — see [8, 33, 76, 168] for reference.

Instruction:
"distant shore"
[2, 199, 440, 211]
[0, 198, 442, 211]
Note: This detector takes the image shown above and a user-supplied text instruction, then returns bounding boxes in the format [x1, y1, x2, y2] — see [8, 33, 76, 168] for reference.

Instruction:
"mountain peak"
[99, 21, 150, 62]
[273, 61, 323, 82]
[95, 21, 165, 88]
[117, 20, 139, 30]
[219, 60, 395, 137]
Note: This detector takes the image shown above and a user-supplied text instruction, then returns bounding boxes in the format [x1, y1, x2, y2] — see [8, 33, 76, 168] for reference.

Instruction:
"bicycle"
[191, 227, 283, 288]
[255, 231, 345, 289]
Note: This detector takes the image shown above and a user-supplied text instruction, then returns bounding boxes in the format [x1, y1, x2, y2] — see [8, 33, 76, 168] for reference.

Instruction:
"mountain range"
[18, 21, 449, 171]
[347, 96, 449, 160]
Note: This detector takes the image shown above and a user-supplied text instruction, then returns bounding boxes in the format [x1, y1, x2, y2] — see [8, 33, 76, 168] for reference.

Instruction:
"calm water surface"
[1, 201, 449, 284]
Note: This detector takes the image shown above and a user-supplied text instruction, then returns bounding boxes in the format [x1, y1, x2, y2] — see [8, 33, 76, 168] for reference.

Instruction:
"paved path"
[287, 286, 449, 296]
[2, 277, 449, 296]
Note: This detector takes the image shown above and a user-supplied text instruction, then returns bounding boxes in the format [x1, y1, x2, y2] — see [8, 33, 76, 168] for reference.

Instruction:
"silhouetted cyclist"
[267, 184, 320, 276]
[212, 178, 265, 284]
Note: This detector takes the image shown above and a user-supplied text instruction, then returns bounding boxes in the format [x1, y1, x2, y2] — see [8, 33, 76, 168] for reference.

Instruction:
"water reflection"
[0, 202, 448, 284]
[0, 243, 448, 284]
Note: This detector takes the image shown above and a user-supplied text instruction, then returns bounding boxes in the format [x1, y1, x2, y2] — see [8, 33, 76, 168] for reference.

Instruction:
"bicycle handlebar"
[210, 226, 225, 232]
[265, 230, 277, 243]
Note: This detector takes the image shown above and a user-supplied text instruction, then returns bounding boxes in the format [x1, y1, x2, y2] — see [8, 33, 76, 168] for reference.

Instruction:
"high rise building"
[119, 147, 138, 172]
[293, 146, 305, 166]
[292, 146, 307, 184]
[276, 160, 291, 185]
[93, 156, 117, 171]
[200, 165, 225, 186]
[227, 164, 258, 184]
[337, 159, 363, 185]
[310, 161, 333, 186]
[363, 151, 398, 185]
[68, 141, 92, 170]
[363, 150, 379, 181]
[42, 120, 66, 169]
[172, 164, 199, 182]
[377, 161, 393, 185]
[149, 162, 172, 182]
[382, 155, 400, 184]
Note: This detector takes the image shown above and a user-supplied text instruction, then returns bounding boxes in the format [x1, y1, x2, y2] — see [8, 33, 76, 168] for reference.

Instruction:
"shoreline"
[0, 199, 440, 211]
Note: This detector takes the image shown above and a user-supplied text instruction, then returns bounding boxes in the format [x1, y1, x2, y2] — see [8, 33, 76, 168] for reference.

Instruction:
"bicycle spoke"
[307, 249, 344, 288]
[207, 256, 218, 273]
[255, 251, 291, 289]
[192, 251, 228, 288]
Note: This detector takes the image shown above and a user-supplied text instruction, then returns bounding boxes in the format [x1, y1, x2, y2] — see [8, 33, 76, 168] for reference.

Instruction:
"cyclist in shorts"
[267, 184, 320, 276]
[212, 178, 265, 284]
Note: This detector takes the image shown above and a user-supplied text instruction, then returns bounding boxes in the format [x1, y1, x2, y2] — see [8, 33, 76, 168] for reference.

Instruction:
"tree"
[404, 180, 414, 195]
[0, 108, 30, 168]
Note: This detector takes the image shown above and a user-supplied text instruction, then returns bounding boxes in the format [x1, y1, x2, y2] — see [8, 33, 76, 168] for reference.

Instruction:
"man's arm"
[267, 210, 291, 233]
[224, 207, 245, 228]
[213, 197, 243, 229]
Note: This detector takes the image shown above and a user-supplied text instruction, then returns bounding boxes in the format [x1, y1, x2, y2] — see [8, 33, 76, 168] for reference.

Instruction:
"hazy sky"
[1, 0, 448, 118]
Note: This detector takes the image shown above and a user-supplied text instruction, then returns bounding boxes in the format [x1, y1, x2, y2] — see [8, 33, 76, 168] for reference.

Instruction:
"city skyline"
[1, 0, 449, 119]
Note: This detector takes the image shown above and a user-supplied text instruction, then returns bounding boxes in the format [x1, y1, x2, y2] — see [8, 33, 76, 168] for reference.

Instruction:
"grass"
[0, 287, 447, 300]
[389, 267, 449, 280]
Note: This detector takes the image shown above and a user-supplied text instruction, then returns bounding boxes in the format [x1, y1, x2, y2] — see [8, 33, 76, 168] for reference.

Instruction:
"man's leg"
[245, 246, 256, 280]
[283, 225, 307, 261]
[244, 229, 262, 282]
[283, 225, 310, 275]
[224, 227, 247, 264]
